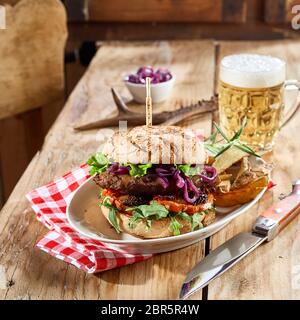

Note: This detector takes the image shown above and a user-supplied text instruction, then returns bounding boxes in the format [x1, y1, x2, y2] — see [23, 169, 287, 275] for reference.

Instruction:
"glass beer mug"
[219, 54, 300, 150]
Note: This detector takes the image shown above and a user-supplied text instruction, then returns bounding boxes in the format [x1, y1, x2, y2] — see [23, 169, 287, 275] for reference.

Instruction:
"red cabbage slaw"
[107, 163, 217, 204]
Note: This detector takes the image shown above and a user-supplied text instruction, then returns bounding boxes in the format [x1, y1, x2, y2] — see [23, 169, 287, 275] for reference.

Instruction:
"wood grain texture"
[88, 0, 223, 23]
[208, 40, 300, 300]
[67, 21, 287, 42]
[222, 0, 247, 23]
[2, 39, 299, 300]
[0, 41, 215, 300]
[265, 0, 300, 24]
[265, 0, 287, 23]
[0, 0, 67, 119]
[264, 0, 299, 24]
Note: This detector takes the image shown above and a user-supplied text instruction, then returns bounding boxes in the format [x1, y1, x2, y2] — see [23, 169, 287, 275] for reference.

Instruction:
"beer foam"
[220, 54, 286, 88]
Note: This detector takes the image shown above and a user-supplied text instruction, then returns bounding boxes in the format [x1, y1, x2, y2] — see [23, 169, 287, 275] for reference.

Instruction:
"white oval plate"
[66, 177, 266, 254]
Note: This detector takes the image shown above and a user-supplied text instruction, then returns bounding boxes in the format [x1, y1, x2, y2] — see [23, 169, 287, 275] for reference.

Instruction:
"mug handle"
[281, 80, 300, 128]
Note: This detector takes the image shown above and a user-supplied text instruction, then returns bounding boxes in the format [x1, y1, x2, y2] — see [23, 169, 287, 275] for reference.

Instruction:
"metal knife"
[180, 180, 300, 300]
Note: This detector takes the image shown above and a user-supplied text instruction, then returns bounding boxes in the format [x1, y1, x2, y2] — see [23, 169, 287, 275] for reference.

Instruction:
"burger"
[87, 125, 218, 239]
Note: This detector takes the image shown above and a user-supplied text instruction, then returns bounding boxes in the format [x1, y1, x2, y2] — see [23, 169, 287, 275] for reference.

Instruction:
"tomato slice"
[154, 194, 214, 214]
[101, 189, 127, 211]
[102, 189, 214, 215]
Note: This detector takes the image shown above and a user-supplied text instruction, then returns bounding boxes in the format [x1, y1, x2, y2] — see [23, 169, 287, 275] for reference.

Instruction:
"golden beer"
[219, 54, 286, 150]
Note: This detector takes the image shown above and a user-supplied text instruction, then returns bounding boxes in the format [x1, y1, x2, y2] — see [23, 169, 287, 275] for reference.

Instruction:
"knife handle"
[253, 181, 300, 241]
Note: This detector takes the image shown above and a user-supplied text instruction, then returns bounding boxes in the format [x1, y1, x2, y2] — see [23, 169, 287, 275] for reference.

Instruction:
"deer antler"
[74, 89, 218, 131]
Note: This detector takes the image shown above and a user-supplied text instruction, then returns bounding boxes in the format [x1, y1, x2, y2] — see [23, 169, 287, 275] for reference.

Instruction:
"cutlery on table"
[180, 180, 300, 300]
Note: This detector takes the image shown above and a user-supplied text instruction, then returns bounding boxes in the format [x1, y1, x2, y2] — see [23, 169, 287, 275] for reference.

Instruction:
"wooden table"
[1, 40, 300, 300]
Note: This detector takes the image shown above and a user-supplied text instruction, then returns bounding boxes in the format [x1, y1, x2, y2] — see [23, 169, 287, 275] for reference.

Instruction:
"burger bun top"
[102, 125, 206, 165]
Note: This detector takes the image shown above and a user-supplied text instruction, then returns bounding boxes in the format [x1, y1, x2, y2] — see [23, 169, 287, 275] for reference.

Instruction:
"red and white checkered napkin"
[26, 164, 152, 273]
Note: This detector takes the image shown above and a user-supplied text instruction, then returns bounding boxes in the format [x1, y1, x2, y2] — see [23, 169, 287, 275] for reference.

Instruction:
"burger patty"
[95, 172, 179, 196]
[94, 172, 214, 196]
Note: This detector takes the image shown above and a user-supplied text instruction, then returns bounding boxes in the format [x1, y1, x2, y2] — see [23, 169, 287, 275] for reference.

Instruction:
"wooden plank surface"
[207, 40, 300, 300]
[0, 40, 215, 300]
[1, 39, 300, 300]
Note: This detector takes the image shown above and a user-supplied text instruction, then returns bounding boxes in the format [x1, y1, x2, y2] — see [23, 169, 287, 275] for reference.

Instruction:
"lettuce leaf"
[87, 152, 152, 177]
[176, 164, 201, 177]
[176, 211, 191, 221]
[176, 211, 204, 232]
[126, 163, 152, 177]
[169, 216, 183, 236]
[191, 212, 204, 231]
[86, 152, 109, 175]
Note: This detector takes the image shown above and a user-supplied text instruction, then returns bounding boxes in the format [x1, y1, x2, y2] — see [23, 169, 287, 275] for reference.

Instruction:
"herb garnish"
[100, 196, 121, 233]
[205, 119, 260, 158]
[127, 201, 169, 229]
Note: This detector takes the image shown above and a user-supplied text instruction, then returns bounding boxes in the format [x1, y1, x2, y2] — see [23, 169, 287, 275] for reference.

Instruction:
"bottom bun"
[101, 206, 216, 239]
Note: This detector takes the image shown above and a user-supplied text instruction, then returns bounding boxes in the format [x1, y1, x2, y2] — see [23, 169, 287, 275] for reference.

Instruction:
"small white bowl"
[124, 76, 175, 104]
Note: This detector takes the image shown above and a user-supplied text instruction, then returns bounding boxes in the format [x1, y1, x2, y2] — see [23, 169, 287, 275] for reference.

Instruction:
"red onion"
[137, 66, 154, 78]
[108, 163, 129, 175]
[173, 170, 185, 188]
[126, 66, 173, 84]
[155, 167, 176, 189]
[156, 68, 172, 82]
[155, 167, 176, 177]
[127, 74, 140, 84]
[199, 165, 217, 184]
[159, 176, 169, 189]
[183, 177, 200, 203]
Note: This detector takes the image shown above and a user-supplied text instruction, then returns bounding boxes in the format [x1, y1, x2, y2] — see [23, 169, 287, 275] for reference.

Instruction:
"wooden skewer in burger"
[87, 77, 217, 238]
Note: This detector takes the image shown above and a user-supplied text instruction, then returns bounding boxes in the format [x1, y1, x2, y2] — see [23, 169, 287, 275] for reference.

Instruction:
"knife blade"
[180, 180, 300, 300]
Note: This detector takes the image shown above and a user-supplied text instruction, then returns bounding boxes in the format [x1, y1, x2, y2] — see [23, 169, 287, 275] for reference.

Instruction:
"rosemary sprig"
[213, 122, 230, 142]
[230, 118, 247, 142]
[205, 130, 217, 144]
[235, 143, 261, 158]
[204, 120, 261, 158]
[214, 142, 234, 158]
[204, 144, 223, 155]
